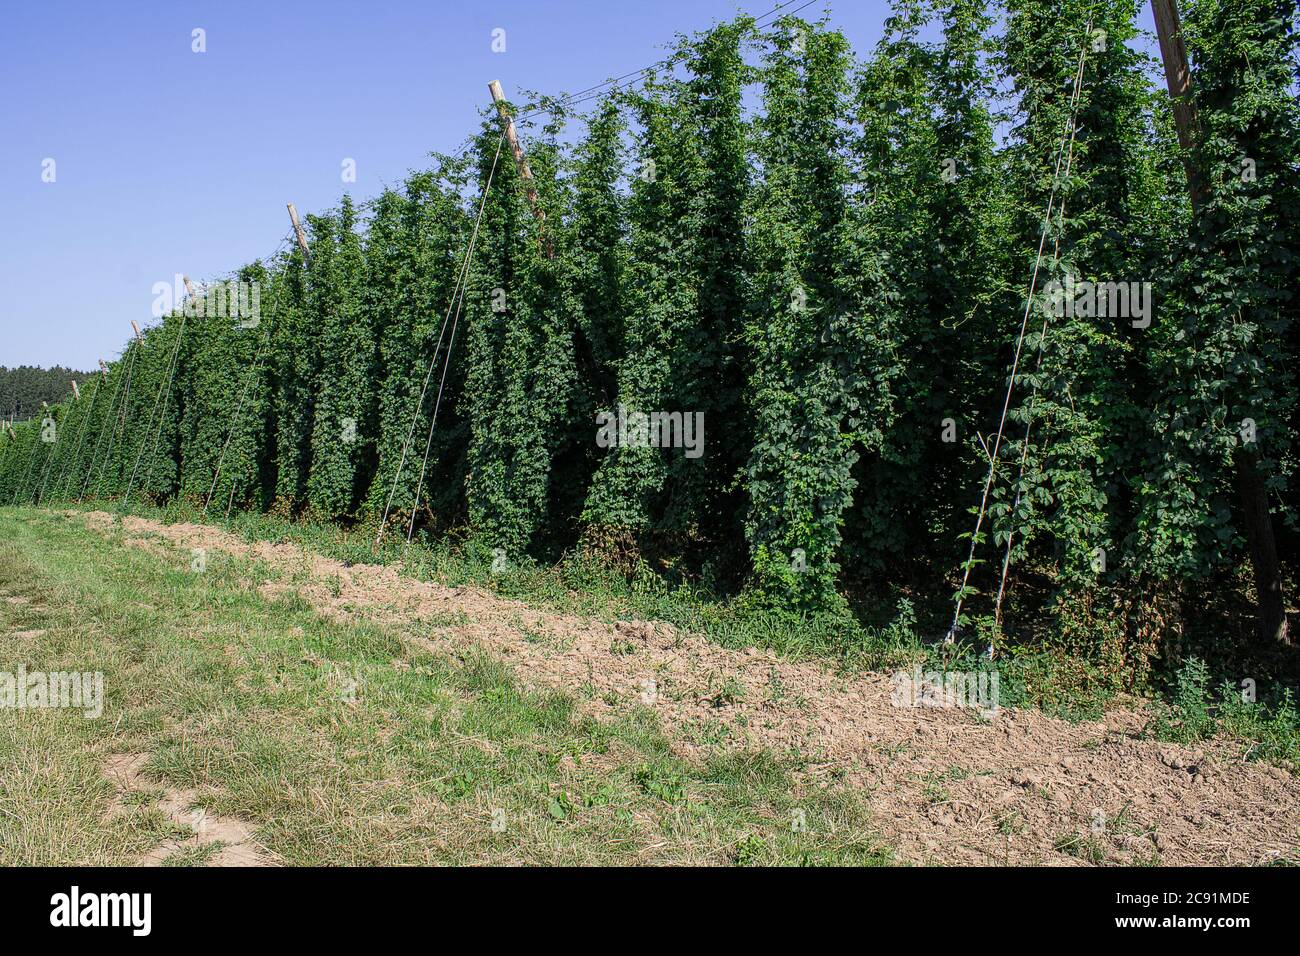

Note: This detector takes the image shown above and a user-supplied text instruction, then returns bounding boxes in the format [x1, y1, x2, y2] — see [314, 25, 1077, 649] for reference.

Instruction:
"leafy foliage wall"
[4, 1, 1297, 676]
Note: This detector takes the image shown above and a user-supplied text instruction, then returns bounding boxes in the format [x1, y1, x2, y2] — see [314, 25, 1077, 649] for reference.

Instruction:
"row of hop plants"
[3, 0, 1298, 678]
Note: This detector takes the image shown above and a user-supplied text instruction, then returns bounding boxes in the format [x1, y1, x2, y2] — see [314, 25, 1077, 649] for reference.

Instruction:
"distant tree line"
[0, 366, 93, 422]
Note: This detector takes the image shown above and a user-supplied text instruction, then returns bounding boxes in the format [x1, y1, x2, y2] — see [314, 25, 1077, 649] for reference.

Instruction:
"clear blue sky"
[0, 0, 1156, 371]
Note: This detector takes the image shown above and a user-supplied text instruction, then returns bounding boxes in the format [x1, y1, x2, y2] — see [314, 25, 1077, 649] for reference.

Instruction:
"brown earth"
[103, 752, 276, 867]
[78, 510, 1300, 866]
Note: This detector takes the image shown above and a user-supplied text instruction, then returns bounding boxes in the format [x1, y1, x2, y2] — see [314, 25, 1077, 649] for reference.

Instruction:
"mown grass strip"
[0, 507, 892, 866]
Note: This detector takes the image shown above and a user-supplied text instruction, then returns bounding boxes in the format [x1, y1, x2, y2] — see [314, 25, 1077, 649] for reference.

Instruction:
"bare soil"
[79, 510, 1300, 866]
[103, 752, 276, 867]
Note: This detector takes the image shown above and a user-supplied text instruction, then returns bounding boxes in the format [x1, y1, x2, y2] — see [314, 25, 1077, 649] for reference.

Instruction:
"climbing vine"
[5, 0, 1298, 675]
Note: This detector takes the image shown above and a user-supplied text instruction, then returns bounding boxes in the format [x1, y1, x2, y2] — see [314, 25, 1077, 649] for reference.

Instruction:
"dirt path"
[79, 511, 1299, 866]
[104, 753, 276, 867]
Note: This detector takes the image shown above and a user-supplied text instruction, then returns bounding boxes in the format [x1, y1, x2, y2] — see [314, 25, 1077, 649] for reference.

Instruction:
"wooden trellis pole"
[82, 332, 139, 502]
[1150, 0, 1203, 207]
[58, 369, 106, 500]
[1149, 0, 1288, 644]
[25, 403, 52, 504]
[287, 203, 311, 264]
[182, 274, 202, 313]
[0, 417, 14, 499]
[488, 79, 553, 258]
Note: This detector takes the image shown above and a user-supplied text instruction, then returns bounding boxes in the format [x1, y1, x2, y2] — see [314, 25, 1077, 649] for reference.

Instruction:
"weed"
[1054, 831, 1107, 865]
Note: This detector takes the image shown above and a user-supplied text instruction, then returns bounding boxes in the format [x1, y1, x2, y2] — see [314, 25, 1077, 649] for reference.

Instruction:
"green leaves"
[464, 119, 578, 556]
[1131, 0, 1300, 585]
[583, 22, 752, 547]
[2, 0, 1294, 671]
[740, 17, 870, 611]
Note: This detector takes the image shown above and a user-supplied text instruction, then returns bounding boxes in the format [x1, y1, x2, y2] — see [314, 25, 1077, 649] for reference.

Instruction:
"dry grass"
[0, 506, 890, 866]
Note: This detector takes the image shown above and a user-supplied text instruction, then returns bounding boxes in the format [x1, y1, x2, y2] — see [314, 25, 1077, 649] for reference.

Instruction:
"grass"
[65, 498, 1137, 723]
[1052, 831, 1108, 865]
[0, 506, 893, 866]
[77, 497, 922, 665]
[92, 507, 1296, 758]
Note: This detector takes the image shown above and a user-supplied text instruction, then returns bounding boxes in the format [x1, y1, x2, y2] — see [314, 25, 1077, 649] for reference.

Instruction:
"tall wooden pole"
[182, 275, 201, 313]
[1150, 0, 1288, 644]
[286, 203, 310, 265]
[1150, 0, 1203, 207]
[82, 333, 137, 502]
[488, 79, 553, 258]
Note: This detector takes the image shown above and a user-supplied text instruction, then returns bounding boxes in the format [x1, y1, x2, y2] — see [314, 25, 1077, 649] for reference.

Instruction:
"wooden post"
[1150, 0, 1203, 206]
[131, 320, 143, 342]
[287, 203, 311, 264]
[71, 380, 80, 401]
[488, 79, 553, 258]
[81, 337, 135, 502]
[182, 275, 201, 311]
[1150, 0, 1288, 644]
